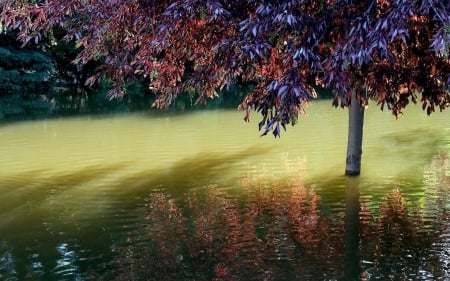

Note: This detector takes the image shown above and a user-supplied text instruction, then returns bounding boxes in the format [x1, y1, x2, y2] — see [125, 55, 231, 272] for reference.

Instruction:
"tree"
[2, 0, 450, 175]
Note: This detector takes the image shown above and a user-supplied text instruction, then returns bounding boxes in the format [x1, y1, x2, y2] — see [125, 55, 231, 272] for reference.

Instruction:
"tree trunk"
[345, 89, 365, 176]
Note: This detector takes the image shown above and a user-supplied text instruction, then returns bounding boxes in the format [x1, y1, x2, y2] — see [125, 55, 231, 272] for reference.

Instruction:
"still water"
[0, 100, 449, 280]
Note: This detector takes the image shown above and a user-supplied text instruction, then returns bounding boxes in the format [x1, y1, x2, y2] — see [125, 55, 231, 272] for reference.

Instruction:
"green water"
[0, 100, 449, 280]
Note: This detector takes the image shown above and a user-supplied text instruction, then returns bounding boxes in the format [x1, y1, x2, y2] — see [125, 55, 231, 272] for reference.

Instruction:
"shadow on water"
[116, 146, 273, 196]
[383, 127, 446, 158]
[0, 143, 270, 200]
[0, 162, 144, 281]
[0, 162, 133, 229]
[0, 161, 133, 191]
[0, 146, 272, 233]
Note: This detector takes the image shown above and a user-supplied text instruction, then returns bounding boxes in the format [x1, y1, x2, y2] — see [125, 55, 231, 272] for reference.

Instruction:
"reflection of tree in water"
[110, 159, 345, 281]
[361, 189, 435, 279]
[360, 152, 450, 280]
[110, 154, 450, 280]
[425, 152, 450, 278]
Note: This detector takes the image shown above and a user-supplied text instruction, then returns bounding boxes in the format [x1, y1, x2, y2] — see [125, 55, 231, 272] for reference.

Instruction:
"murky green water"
[0, 100, 449, 280]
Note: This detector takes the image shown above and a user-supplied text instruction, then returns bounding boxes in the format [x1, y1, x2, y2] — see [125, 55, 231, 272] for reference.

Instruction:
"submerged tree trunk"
[345, 89, 365, 176]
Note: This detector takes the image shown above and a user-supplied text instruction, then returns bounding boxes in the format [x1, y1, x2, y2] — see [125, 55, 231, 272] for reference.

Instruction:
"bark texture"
[345, 89, 365, 176]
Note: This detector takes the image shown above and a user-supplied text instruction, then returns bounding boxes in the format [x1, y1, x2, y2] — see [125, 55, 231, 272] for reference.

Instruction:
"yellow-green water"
[2, 102, 447, 185]
[0, 100, 449, 280]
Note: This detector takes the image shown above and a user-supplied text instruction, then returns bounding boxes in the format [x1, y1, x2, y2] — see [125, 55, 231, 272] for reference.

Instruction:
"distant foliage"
[2, 0, 450, 136]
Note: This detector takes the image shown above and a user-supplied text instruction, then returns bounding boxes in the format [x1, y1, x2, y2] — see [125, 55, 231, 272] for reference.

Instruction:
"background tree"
[0, 20, 56, 118]
[2, 0, 450, 175]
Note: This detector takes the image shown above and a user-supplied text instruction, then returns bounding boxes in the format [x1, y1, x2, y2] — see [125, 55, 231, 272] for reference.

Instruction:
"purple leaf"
[278, 85, 288, 96]
[252, 25, 257, 37]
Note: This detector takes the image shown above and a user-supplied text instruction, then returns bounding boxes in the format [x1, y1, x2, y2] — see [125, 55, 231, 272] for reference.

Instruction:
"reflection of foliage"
[110, 159, 344, 281]
[109, 155, 450, 280]
[111, 193, 188, 281]
[360, 189, 442, 279]
[377, 190, 425, 260]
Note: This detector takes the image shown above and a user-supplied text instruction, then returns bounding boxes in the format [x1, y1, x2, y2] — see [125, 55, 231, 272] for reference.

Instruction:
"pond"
[0, 100, 449, 280]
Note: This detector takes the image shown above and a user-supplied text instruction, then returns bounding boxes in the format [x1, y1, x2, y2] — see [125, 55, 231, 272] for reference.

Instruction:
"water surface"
[0, 100, 449, 280]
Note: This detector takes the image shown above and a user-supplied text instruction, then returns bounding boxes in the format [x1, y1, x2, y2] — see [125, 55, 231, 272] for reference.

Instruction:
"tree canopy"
[2, 0, 450, 136]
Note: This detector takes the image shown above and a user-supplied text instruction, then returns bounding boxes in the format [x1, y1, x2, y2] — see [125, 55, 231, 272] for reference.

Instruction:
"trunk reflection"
[342, 177, 361, 281]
